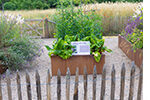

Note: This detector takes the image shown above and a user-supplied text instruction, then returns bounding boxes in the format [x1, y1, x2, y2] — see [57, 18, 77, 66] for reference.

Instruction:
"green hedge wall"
[0, 0, 143, 10]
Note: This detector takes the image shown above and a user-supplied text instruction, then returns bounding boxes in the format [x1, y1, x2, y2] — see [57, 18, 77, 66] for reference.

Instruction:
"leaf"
[93, 51, 101, 62]
[45, 45, 51, 51]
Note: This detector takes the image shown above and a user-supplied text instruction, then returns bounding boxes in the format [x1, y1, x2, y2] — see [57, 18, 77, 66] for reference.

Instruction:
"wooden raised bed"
[51, 54, 105, 76]
[118, 35, 143, 67]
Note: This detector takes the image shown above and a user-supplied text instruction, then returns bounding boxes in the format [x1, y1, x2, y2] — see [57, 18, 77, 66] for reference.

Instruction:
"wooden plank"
[73, 68, 79, 100]
[0, 75, 2, 100]
[16, 71, 22, 100]
[24, 19, 43, 22]
[137, 64, 143, 100]
[66, 68, 70, 100]
[84, 67, 87, 100]
[111, 65, 116, 100]
[24, 22, 41, 36]
[47, 69, 51, 100]
[120, 63, 126, 100]
[128, 62, 136, 100]
[26, 71, 32, 100]
[57, 69, 61, 100]
[100, 65, 106, 100]
[47, 20, 56, 24]
[35, 70, 42, 100]
[6, 76, 12, 100]
[93, 66, 97, 100]
[43, 18, 50, 38]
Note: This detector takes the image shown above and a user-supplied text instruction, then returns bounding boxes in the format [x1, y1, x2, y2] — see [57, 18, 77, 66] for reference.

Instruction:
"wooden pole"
[43, 18, 50, 38]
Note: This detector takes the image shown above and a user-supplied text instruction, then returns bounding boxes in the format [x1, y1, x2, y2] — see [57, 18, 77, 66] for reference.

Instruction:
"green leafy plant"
[53, 0, 103, 40]
[81, 34, 112, 62]
[46, 0, 111, 62]
[46, 34, 112, 62]
[45, 38, 75, 59]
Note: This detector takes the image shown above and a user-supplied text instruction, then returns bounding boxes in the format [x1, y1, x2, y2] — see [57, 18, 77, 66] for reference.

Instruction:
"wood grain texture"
[73, 68, 79, 100]
[137, 65, 143, 100]
[118, 35, 143, 67]
[57, 69, 61, 100]
[93, 66, 97, 100]
[128, 63, 135, 100]
[6, 77, 12, 100]
[100, 65, 106, 100]
[0, 76, 2, 100]
[26, 71, 32, 100]
[110, 65, 116, 100]
[51, 55, 105, 76]
[84, 67, 88, 100]
[36, 70, 42, 100]
[16, 72, 22, 100]
[66, 68, 70, 100]
[120, 63, 126, 100]
[47, 69, 51, 100]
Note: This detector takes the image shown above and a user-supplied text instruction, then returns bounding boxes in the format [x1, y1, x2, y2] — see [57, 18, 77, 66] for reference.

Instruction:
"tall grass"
[81, 2, 142, 35]
[0, 2, 142, 35]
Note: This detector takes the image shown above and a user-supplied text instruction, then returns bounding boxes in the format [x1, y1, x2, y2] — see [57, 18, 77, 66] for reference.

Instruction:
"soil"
[0, 37, 142, 100]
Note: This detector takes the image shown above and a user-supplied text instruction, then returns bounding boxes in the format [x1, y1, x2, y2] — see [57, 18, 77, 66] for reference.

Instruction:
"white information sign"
[71, 41, 90, 55]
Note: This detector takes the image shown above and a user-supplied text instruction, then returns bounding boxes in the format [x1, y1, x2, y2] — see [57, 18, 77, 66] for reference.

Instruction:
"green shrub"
[47, 0, 58, 8]
[32, 1, 44, 9]
[0, 14, 40, 70]
[20, 0, 33, 10]
[54, 2, 103, 40]
[4, 2, 16, 10]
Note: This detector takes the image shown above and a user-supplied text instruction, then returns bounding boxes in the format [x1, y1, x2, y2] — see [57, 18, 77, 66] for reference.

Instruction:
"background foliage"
[0, 14, 40, 70]
[0, 0, 143, 10]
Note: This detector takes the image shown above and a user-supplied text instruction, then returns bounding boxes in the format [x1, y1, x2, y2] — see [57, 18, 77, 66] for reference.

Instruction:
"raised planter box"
[118, 35, 143, 67]
[51, 54, 105, 76]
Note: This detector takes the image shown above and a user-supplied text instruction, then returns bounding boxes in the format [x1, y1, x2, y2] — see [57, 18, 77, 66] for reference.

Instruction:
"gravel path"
[1, 37, 142, 100]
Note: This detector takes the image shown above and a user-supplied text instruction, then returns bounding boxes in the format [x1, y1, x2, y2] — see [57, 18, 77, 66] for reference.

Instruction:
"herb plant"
[121, 4, 143, 51]
[0, 13, 40, 70]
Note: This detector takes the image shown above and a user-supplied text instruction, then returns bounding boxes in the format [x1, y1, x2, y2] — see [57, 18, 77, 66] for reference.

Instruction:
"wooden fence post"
[0, 75, 2, 100]
[43, 18, 49, 38]
[93, 66, 97, 100]
[6, 76, 12, 100]
[128, 63, 135, 100]
[26, 71, 32, 100]
[47, 69, 51, 100]
[36, 70, 42, 100]
[84, 67, 87, 100]
[16, 71, 22, 100]
[57, 69, 61, 100]
[66, 68, 70, 100]
[73, 68, 79, 100]
[137, 64, 143, 100]
[111, 65, 116, 100]
[120, 63, 126, 100]
[100, 65, 106, 100]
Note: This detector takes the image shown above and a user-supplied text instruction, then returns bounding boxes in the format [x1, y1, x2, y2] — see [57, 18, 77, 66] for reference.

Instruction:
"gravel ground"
[0, 37, 142, 100]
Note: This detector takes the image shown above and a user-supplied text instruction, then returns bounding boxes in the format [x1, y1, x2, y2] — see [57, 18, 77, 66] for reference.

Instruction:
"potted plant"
[118, 4, 143, 67]
[46, 34, 111, 75]
[45, 1, 111, 75]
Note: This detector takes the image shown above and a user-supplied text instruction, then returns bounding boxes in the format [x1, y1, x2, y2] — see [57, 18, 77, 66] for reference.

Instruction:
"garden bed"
[51, 54, 105, 76]
[118, 35, 143, 67]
